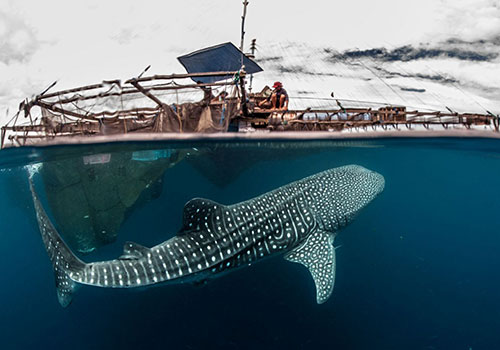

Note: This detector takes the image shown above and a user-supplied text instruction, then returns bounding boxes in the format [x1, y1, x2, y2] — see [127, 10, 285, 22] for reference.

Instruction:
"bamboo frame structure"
[1, 71, 244, 148]
[1, 68, 499, 149]
[242, 107, 497, 132]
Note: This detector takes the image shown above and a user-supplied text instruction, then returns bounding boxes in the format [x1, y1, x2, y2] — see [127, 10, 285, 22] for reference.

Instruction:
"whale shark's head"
[338, 164, 384, 210]
[345, 164, 385, 197]
[311, 165, 385, 230]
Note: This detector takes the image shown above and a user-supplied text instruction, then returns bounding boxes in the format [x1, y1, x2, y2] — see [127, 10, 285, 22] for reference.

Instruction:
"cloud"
[112, 28, 141, 45]
[0, 11, 39, 64]
[399, 87, 426, 93]
[434, 0, 500, 44]
[275, 64, 341, 78]
[329, 44, 498, 63]
[256, 56, 283, 63]
[370, 66, 460, 84]
[445, 36, 500, 46]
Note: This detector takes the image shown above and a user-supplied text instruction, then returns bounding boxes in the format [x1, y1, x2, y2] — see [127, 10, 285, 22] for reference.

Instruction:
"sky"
[0, 0, 499, 124]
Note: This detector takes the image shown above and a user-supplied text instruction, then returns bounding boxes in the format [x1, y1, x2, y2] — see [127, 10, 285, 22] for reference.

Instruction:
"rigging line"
[5, 109, 20, 126]
[280, 40, 301, 83]
[375, 60, 428, 108]
[424, 64, 490, 113]
[288, 96, 437, 111]
[381, 40, 448, 110]
[292, 42, 324, 109]
[334, 57, 387, 104]
[366, 40, 428, 108]
[67, 100, 98, 117]
[352, 47, 409, 106]
[346, 59, 390, 105]
[336, 64, 370, 104]
[57, 95, 68, 123]
[62, 83, 119, 117]
[330, 47, 390, 105]
[308, 45, 344, 108]
[317, 46, 358, 108]
[320, 47, 367, 104]
[291, 95, 387, 105]
[343, 48, 395, 105]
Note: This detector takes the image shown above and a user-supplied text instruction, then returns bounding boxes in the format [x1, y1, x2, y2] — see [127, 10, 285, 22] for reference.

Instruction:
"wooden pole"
[41, 83, 105, 99]
[1, 127, 6, 149]
[129, 79, 183, 133]
[39, 81, 58, 97]
[240, 1, 249, 52]
[239, 73, 249, 117]
[128, 79, 165, 107]
[35, 72, 238, 101]
[36, 100, 97, 121]
[249, 39, 256, 93]
[126, 71, 239, 84]
[47, 81, 234, 106]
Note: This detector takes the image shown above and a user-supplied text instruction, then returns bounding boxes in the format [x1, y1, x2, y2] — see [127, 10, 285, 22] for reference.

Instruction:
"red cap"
[272, 81, 282, 88]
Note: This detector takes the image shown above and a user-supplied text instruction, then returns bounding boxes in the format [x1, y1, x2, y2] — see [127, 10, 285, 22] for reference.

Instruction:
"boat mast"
[248, 39, 256, 93]
[240, 0, 249, 55]
[239, 2, 256, 93]
[239, 0, 250, 116]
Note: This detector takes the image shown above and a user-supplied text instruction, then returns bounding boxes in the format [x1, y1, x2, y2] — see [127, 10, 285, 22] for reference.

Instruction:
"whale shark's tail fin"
[29, 178, 85, 307]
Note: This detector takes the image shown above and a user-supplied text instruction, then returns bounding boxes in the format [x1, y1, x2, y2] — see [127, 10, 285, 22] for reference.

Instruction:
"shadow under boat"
[38, 148, 188, 253]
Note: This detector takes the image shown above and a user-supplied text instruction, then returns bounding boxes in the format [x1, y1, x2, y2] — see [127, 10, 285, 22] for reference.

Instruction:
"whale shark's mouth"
[371, 170, 385, 194]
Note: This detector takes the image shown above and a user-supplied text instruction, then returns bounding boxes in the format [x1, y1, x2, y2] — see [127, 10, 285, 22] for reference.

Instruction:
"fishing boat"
[1, 2, 498, 149]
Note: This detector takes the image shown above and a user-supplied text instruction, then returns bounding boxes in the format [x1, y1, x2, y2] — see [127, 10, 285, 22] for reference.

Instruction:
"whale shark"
[30, 165, 384, 307]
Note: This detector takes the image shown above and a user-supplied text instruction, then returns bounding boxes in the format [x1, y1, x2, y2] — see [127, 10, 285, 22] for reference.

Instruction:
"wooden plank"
[36, 101, 97, 121]
[46, 81, 234, 105]
[40, 83, 105, 99]
[125, 71, 239, 84]
[128, 79, 164, 107]
[0, 127, 5, 149]
[37, 72, 237, 100]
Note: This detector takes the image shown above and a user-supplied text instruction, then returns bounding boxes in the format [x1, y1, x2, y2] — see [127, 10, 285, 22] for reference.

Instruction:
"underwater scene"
[1, 137, 500, 350]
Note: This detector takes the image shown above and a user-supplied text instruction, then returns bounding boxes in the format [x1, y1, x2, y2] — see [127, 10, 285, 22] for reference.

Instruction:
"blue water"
[1, 138, 500, 349]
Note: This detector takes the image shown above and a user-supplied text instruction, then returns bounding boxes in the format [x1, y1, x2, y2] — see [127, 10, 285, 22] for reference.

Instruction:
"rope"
[381, 40, 447, 110]
[352, 47, 409, 105]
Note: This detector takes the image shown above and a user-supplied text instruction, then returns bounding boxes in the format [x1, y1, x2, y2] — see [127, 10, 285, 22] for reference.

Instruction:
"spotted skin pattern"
[30, 165, 384, 307]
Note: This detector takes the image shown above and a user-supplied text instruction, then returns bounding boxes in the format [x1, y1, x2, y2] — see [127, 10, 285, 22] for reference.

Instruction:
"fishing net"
[34, 80, 240, 136]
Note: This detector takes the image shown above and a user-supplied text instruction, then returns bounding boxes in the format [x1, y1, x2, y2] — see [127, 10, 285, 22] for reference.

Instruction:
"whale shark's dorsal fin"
[285, 230, 336, 304]
[120, 241, 150, 260]
[180, 198, 226, 234]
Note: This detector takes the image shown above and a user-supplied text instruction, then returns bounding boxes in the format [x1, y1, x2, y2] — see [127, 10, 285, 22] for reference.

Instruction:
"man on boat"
[258, 81, 289, 111]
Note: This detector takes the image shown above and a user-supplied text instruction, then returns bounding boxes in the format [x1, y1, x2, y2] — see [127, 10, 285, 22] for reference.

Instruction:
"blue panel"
[177, 42, 263, 83]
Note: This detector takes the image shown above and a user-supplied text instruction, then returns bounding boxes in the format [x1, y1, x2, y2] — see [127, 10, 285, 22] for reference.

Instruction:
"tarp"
[177, 42, 263, 83]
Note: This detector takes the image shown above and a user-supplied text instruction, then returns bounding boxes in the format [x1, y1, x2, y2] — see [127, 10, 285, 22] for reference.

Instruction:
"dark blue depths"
[1, 139, 500, 350]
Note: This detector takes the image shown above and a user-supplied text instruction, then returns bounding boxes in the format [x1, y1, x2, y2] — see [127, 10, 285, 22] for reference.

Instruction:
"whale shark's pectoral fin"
[119, 241, 150, 260]
[285, 230, 336, 304]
